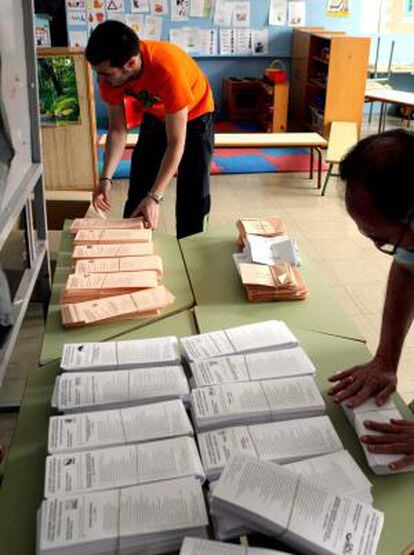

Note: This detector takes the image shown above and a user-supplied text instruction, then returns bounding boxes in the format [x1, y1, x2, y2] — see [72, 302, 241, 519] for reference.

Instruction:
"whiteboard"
[0, 0, 33, 209]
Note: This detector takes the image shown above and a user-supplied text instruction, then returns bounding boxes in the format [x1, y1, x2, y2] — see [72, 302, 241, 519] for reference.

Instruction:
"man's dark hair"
[340, 128, 414, 223]
[85, 21, 140, 67]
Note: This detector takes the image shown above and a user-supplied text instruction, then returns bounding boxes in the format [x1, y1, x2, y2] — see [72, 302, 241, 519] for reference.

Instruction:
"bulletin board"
[65, 0, 307, 58]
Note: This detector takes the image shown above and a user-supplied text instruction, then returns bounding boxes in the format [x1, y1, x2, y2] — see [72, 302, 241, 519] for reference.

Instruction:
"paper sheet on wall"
[220, 28, 236, 55]
[107, 12, 126, 23]
[214, 1, 234, 26]
[183, 27, 201, 54]
[171, 0, 190, 21]
[288, 1, 306, 26]
[190, 0, 213, 17]
[252, 28, 269, 54]
[67, 10, 88, 25]
[88, 0, 104, 8]
[87, 10, 106, 34]
[126, 14, 145, 35]
[69, 30, 88, 47]
[269, 0, 288, 25]
[150, 0, 168, 15]
[143, 15, 163, 39]
[327, 0, 350, 17]
[131, 0, 150, 13]
[235, 28, 252, 54]
[170, 28, 185, 48]
[199, 28, 218, 55]
[232, 2, 251, 27]
[105, 0, 124, 12]
[67, 0, 87, 9]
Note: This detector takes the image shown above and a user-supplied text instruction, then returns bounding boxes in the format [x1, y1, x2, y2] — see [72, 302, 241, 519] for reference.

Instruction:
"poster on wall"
[327, 0, 350, 17]
[126, 14, 145, 34]
[269, 0, 288, 25]
[105, 0, 124, 12]
[149, 0, 168, 16]
[143, 15, 163, 39]
[171, 0, 190, 21]
[287, 1, 306, 26]
[37, 56, 80, 126]
[199, 28, 217, 54]
[66, 0, 87, 9]
[131, 0, 150, 12]
[252, 28, 269, 54]
[232, 2, 251, 27]
[190, 0, 213, 18]
[69, 29, 88, 46]
[214, 1, 233, 26]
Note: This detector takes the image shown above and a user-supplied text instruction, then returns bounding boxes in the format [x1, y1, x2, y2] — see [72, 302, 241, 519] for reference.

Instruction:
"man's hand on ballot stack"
[93, 178, 112, 212]
[131, 196, 160, 230]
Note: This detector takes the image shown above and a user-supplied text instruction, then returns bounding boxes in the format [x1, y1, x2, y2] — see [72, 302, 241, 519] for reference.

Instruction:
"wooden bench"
[321, 122, 358, 196]
[98, 131, 328, 188]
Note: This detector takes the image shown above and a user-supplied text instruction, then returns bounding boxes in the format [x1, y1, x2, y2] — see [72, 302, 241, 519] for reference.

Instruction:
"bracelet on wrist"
[147, 191, 164, 204]
[100, 177, 113, 184]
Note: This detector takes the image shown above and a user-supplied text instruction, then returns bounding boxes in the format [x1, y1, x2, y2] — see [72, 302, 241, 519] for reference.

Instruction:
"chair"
[321, 122, 358, 196]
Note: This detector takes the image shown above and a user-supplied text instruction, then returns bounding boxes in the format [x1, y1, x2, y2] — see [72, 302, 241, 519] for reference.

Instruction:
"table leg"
[309, 147, 314, 180]
[321, 163, 333, 196]
[316, 147, 322, 189]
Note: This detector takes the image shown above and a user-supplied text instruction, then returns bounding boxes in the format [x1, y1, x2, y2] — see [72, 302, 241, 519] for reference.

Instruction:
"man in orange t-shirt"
[86, 20, 215, 238]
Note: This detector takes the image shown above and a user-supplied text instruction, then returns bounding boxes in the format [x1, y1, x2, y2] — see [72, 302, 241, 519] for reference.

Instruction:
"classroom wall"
[95, 0, 414, 127]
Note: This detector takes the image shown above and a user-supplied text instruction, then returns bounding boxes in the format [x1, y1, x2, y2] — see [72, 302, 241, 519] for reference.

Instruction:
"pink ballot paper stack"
[60, 218, 175, 327]
[235, 217, 308, 303]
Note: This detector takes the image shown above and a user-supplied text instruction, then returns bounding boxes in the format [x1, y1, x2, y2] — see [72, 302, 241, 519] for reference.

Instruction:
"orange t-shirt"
[99, 40, 214, 122]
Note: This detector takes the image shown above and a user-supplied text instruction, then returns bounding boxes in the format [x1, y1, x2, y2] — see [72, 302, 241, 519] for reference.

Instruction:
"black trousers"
[124, 112, 214, 239]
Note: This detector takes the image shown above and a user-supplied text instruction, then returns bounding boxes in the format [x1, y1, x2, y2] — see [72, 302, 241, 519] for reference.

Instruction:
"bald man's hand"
[328, 357, 397, 408]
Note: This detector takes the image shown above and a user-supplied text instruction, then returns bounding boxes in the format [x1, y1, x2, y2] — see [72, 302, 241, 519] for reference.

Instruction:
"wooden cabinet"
[222, 77, 289, 132]
[289, 28, 370, 137]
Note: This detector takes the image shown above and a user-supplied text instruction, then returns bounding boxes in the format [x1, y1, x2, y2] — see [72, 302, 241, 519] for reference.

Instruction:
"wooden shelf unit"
[289, 28, 370, 137]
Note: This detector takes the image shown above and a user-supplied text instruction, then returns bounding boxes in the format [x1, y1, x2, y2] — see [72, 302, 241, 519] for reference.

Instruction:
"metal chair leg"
[321, 163, 333, 196]
[368, 101, 374, 124]
[309, 147, 314, 180]
[316, 147, 322, 189]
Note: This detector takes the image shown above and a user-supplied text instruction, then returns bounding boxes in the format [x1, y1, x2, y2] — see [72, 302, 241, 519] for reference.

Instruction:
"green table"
[0, 311, 197, 555]
[180, 230, 364, 342]
[40, 229, 195, 364]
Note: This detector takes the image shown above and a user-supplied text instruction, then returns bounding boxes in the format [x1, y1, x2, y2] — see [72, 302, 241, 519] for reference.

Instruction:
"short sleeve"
[394, 247, 414, 265]
[158, 64, 194, 114]
[98, 81, 125, 106]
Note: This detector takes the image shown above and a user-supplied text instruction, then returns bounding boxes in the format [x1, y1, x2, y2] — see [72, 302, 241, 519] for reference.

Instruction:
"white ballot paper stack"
[48, 400, 193, 454]
[191, 376, 325, 432]
[61, 336, 180, 371]
[342, 398, 414, 475]
[180, 537, 291, 554]
[190, 347, 315, 388]
[44, 436, 205, 497]
[210, 455, 383, 555]
[209, 450, 374, 541]
[197, 415, 343, 481]
[243, 234, 300, 266]
[180, 321, 298, 362]
[52, 366, 190, 413]
[37, 477, 209, 555]
[71, 243, 154, 261]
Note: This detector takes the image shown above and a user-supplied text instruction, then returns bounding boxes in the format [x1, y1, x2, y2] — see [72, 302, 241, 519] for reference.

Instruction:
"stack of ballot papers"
[72, 243, 154, 261]
[197, 416, 343, 481]
[48, 400, 193, 454]
[61, 285, 175, 327]
[190, 376, 325, 431]
[190, 347, 315, 388]
[180, 538, 291, 555]
[210, 455, 383, 555]
[343, 398, 414, 475]
[236, 216, 287, 248]
[61, 271, 160, 304]
[180, 321, 298, 362]
[69, 217, 145, 233]
[209, 451, 374, 542]
[37, 477, 209, 555]
[52, 366, 190, 413]
[44, 436, 205, 497]
[242, 234, 300, 267]
[61, 336, 180, 372]
[73, 228, 152, 245]
[74, 255, 163, 276]
[237, 262, 308, 302]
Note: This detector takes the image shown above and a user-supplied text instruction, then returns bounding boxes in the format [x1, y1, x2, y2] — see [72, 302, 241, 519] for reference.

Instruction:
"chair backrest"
[326, 121, 358, 164]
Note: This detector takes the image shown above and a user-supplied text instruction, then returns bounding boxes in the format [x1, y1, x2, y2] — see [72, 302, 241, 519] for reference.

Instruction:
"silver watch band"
[147, 191, 164, 204]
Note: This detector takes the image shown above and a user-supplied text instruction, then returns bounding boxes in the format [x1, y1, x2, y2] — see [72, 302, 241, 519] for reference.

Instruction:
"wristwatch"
[147, 190, 164, 204]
